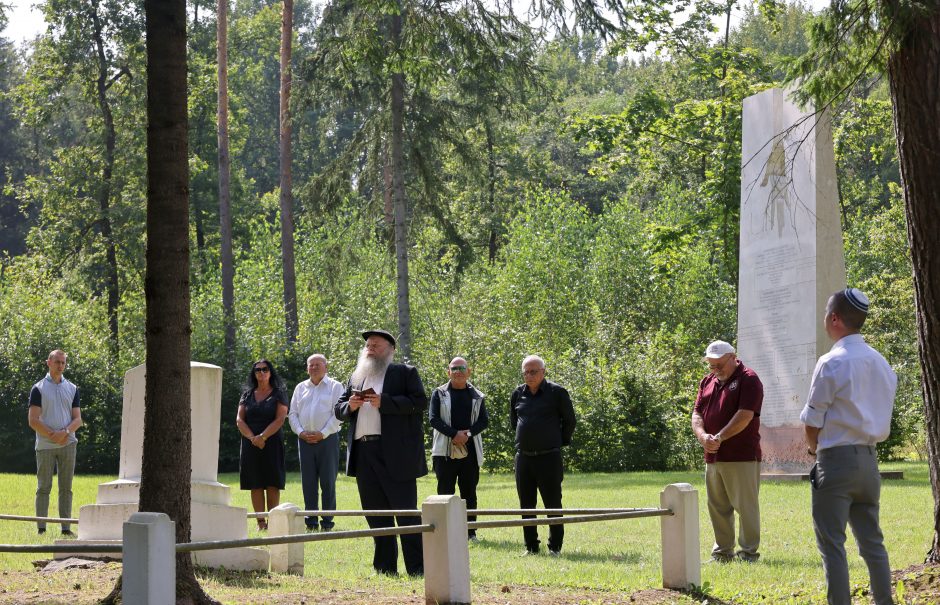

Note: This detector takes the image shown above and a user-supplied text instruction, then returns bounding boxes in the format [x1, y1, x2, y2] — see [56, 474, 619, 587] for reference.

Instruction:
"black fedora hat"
[361, 329, 397, 348]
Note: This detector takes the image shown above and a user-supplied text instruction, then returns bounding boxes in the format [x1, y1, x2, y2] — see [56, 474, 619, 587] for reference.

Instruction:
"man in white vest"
[429, 357, 489, 541]
[27, 349, 82, 536]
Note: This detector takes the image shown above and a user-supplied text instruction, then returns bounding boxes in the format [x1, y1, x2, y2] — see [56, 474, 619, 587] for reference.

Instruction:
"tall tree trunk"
[192, 110, 207, 252]
[218, 0, 236, 366]
[91, 2, 120, 358]
[142, 0, 215, 600]
[389, 4, 412, 359]
[485, 119, 498, 263]
[886, 6, 940, 564]
[279, 0, 298, 345]
[383, 152, 394, 227]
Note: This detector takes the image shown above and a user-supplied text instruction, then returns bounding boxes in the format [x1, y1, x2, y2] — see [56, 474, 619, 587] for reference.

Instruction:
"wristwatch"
[715, 433, 723, 443]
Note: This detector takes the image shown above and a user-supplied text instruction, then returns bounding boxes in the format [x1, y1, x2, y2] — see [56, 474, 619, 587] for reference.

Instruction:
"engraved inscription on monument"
[738, 88, 845, 472]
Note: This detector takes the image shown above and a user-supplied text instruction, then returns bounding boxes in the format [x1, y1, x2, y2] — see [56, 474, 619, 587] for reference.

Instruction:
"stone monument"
[738, 88, 846, 474]
[62, 362, 269, 570]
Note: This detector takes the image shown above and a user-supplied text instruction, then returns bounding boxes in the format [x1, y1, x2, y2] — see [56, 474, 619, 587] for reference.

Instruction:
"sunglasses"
[449, 366, 468, 372]
[253, 367, 271, 374]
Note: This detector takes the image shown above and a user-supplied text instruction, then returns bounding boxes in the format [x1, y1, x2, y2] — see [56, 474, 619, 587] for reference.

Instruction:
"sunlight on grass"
[0, 462, 931, 603]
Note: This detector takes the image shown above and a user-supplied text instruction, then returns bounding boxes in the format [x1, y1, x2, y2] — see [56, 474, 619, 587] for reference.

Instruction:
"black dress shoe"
[38, 528, 46, 535]
[61, 529, 74, 537]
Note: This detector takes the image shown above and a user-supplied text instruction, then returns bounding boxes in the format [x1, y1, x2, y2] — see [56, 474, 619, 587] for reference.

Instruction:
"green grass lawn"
[0, 463, 932, 604]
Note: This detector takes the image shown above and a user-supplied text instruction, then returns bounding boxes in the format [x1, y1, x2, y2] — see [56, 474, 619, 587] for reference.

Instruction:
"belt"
[819, 444, 875, 456]
[357, 435, 381, 442]
[519, 447, 560, 457]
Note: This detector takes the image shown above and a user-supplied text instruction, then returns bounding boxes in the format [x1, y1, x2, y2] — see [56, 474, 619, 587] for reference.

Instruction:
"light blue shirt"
[30, 374, 79, 451]
[800, 334, 897, 450]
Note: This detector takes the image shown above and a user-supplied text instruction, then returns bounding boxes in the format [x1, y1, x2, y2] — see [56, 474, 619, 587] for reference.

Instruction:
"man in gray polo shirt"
[28, 349, 82, 536]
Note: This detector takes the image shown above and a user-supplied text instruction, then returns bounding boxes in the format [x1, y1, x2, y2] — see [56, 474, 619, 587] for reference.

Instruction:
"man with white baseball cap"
[801, 288, 897, 605]
[691, 339, 764, 562]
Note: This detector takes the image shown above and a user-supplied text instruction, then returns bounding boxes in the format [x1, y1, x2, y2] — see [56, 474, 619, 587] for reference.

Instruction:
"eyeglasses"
[522, 368, 543, 376]
[449, 366, 467, 372]
[254, 367, 271, 374]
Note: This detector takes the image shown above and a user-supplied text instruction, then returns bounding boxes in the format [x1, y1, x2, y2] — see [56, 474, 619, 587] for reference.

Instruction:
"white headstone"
[738, 88, 846, 473]
[122, 512, 175, 605]
[119, 362, 221, 482]
[66, 362, 269, 570]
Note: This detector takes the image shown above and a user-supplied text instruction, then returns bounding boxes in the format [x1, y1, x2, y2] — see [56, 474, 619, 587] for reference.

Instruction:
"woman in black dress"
[236, 359, 289, 530]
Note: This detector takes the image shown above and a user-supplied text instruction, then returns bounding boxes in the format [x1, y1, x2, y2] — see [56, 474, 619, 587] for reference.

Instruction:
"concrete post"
[122, 512, 175, 605]
[660, 483, 700, 589]
[269, 502, 304, 575]
[422, 495, 471, 605]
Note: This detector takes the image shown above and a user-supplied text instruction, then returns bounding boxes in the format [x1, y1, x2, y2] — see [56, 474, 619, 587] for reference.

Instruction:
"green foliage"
[0, 260, 122, 472]
[844, 191, 920, 460]
[0, 0, 923, 475]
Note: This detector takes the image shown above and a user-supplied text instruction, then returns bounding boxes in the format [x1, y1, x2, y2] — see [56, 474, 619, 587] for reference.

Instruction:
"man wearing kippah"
[801, 288, 897, 605]
[691, 340, 764, 563]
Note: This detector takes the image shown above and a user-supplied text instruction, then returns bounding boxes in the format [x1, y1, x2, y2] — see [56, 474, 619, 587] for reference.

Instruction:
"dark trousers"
[433, 451, 480, 536]
[515, 450, 564, 553]
[298, 433, 339, 529]
[354, 440, 424, 575]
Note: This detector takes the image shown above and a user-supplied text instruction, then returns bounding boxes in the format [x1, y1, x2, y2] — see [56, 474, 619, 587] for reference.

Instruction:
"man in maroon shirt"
[691, 340, 763, 563]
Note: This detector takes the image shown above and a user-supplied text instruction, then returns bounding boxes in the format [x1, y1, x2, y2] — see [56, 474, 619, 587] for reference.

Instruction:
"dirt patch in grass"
[18, 562, 940, 604]
[0, 563, 710, 605]
[892, 562, 940, 604]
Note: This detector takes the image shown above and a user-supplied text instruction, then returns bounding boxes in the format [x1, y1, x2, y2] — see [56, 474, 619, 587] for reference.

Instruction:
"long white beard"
[350, 347, 393, 387]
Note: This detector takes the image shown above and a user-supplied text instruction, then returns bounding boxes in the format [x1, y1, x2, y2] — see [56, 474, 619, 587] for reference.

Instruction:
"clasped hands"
[451, 430, 471, 446]
[300, 430, 324, 444]
[702, 433, 722, 454]
[49, 429, 70, 446]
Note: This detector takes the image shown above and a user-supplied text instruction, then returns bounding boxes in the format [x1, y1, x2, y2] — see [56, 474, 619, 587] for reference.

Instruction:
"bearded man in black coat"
[335, 329, 428, 576]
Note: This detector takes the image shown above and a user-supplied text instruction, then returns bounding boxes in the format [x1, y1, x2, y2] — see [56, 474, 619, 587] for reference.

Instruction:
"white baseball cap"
[704, 340, 735, 359]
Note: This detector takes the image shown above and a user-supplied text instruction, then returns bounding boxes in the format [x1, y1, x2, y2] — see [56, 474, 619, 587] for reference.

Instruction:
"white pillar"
[660, 483, 700, 589]
[422, 495, 471, 605]
[269, 503, 304, 575]
[122, 512, 176, 605]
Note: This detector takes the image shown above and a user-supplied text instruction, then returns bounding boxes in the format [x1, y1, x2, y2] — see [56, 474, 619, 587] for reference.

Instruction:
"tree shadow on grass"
[680, 586, 737, 605]
[196, 566, 273, 588]
[474, 536, 643, 563]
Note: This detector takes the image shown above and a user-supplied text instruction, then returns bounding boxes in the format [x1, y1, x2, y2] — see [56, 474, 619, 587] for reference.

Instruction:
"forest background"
[0, 0, 920, 475]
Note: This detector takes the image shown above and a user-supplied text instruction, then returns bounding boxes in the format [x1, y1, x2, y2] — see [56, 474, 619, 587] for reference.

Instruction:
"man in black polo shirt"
[510, 355, 576, 555]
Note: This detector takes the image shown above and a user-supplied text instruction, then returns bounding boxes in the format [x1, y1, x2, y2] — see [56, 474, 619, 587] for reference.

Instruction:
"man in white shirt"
[289, 354, 344, 531]
[800, 288, 897, 605]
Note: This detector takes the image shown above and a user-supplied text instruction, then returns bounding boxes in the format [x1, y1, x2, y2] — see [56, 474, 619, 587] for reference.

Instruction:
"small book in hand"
[352, 387, 376, 397]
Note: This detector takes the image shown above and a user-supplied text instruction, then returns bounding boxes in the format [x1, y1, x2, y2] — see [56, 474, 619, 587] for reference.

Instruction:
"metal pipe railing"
[1, 508, 658, 521]
[177, 524, 433, 552]
[0, 514, 78, 523]
[468, 509, 671, 530]
[258, 506, 661, 518]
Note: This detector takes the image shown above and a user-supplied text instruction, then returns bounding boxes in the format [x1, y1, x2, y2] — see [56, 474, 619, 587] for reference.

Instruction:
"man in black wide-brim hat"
[335, 329, 428, 576]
